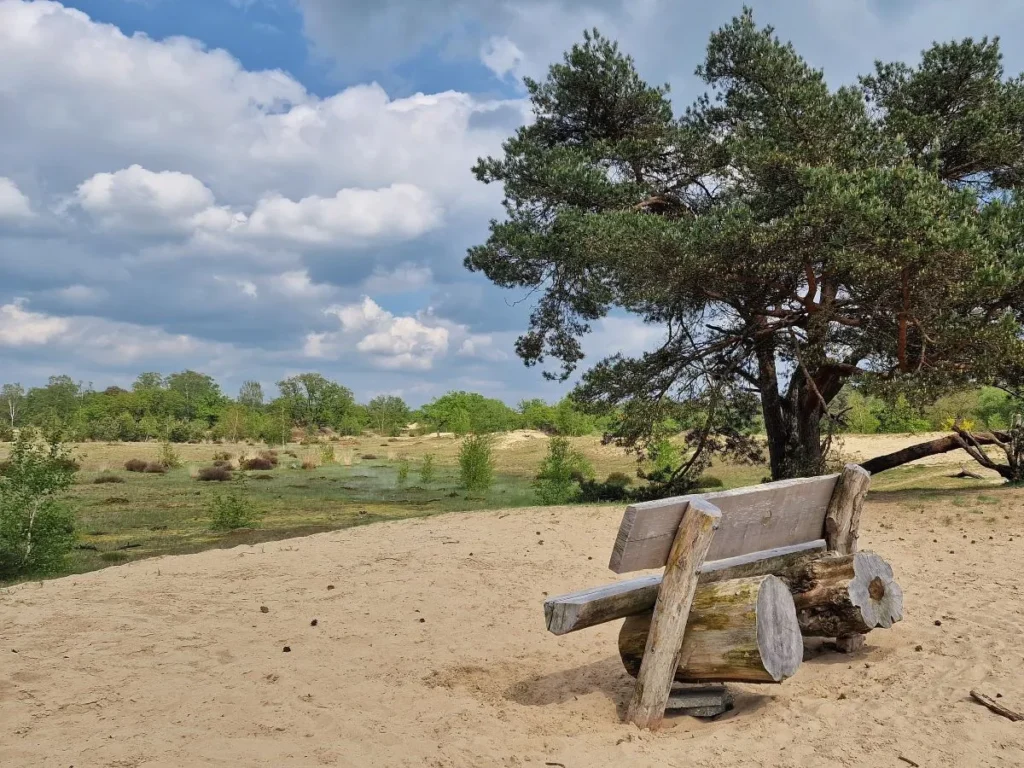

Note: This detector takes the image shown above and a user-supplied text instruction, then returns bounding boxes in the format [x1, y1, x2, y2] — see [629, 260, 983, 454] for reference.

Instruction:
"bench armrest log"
[619, 574, 803, 685]
[544, 540, 827, 635]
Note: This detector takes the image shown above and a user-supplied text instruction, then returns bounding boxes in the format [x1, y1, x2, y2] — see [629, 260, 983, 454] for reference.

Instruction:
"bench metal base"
[666, 684, 734, 717]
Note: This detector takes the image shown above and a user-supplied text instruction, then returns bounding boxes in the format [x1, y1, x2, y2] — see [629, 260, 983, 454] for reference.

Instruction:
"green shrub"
[0, 429, 77, 579]
[420, 453, 436, 485]
[212, 451, 233, 462]
[608, 472, 633, 487]
[646, 437, 681, 480]
[208, 482, 259, 531]
[459, 434, 495, 493]
[319, 444, 336, 465]
[534, 437, 594, 504]
[159, 441, 182, 469]
[396, 458, 410, 487]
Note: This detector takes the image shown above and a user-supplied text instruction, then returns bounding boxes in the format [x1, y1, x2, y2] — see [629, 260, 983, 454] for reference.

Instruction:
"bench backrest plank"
[609, 474, 839, 573]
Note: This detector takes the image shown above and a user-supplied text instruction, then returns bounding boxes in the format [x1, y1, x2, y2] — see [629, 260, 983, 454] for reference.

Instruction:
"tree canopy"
[467, 10, 1024, 482]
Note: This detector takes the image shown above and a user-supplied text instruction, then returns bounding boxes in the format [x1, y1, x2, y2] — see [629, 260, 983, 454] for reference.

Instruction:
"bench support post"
[624, 498, 721, 730]
[824, 464, 871, 555]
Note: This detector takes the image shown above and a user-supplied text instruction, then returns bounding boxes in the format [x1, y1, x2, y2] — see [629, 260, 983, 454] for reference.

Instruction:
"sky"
[2, 0, 1024, 406]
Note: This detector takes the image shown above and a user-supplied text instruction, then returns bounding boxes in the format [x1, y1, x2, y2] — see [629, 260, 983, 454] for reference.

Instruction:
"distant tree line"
[0, 371, 615, 443]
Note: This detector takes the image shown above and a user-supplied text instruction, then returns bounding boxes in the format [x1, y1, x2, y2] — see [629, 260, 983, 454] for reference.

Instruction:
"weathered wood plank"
[609, 475, 839, 573]
[824, 464, 872, 555]
[544, 540, 826, 635]
[624, 498, 719, 730]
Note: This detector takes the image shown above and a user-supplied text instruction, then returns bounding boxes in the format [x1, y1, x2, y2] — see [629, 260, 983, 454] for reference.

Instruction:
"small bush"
[197, 465, 233, 482]
[284, 450, 298, 458]
[259, 450, 279, 466]
[100, 551, 130, 563]
[124, 458, 148, 472]
[159, 441, 182, 469]
[396, 458, 410, 487]
[212, 459, 231, 467]
[240, 456, 274, 471]
[301, 459, 318, 470]
[208, 482, 259, 531]
[606, 472, 633, 488]
[319, 445, 336, 465]
[212, 451, 233, 462]
[93, 473, 125, 484]
[0, 429, 77, 579]
[534, 437, 593, 504]
[420, 453, 436, 485]
[143, 462, 168, 474]
[361, 453, 378, 460]
[459, 434, 495, 493]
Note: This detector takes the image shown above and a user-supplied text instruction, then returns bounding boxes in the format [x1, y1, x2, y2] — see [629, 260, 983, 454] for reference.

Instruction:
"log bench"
[542, 464, 904, 729]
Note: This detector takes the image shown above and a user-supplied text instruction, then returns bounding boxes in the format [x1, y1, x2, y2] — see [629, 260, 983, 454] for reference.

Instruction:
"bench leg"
[624, 499, 721, 730]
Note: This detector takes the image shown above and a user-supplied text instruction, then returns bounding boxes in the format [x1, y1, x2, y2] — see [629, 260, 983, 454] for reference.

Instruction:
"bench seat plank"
[545, 539, 826, 635]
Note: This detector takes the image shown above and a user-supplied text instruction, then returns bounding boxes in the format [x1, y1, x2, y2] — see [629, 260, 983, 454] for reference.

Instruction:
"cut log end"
[782, 550, 904, 637]
[850, 552, 904, 630]
[620, 574, 803, 685]
[756, 574, 804, 682]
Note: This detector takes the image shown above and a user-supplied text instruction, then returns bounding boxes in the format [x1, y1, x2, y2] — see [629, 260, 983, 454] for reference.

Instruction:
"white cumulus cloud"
[0, 177, 33, 219]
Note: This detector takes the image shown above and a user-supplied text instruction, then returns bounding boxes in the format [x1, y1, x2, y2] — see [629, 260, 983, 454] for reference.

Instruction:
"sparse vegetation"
[93, 473, 125, 484]
[319, 444, 336, 465]
[208, 480, 259, 531]
[534, 437, 593, 504]
[0, 429, 77, 579]
[420, 453, 436, 485]
[459, 434, 495, 493]
[396, 458, 410, 487]
[159, 441, 182, 469]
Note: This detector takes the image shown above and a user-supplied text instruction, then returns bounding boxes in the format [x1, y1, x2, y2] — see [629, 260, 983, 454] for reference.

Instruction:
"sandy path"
[3, 498, 1024, 767]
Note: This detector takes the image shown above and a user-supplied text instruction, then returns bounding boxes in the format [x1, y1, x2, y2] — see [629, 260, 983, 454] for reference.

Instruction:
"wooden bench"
[543, 464, 893, 730]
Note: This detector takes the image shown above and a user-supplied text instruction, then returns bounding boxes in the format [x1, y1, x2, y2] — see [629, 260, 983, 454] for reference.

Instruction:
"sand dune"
[3, 497, 1024, 767]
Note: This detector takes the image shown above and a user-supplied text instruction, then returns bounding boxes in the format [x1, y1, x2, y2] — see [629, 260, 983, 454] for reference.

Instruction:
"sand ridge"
[3, 499, 1024, 767]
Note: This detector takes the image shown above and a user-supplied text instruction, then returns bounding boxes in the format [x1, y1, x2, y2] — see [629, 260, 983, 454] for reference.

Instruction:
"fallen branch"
[970, 689, 1024, 722]
[860, 431, 1008, 475]
[950, 466, 984, 480]
[897, 755, 920, 767]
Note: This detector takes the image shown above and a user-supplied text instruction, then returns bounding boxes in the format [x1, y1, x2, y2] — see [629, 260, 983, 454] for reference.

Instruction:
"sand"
[3, 498, 1024, 767]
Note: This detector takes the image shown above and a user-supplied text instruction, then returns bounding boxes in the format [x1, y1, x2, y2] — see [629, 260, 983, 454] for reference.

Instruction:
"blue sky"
[1, 0, 1023, 406]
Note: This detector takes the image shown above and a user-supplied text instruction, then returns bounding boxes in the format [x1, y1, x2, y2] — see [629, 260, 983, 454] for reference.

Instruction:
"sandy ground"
[3, 497, 1024, 768]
